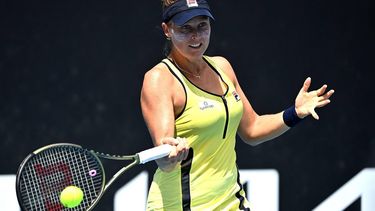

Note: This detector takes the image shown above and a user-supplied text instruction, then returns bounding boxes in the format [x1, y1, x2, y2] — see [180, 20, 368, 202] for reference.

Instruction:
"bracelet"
[283, 106, 303, 127]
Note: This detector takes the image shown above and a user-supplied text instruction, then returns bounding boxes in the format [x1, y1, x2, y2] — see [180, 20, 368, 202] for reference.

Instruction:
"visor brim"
[171, 8, 214, 25]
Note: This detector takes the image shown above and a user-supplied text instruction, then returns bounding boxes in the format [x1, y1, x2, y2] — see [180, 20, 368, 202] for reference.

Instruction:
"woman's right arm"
[140, 64, 189, 172]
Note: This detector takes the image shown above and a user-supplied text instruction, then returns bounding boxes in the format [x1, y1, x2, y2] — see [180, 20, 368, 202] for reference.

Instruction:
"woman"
[141, 0, 334, 210]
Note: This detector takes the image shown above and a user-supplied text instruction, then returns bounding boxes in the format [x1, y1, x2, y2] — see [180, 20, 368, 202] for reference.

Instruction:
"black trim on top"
[202, 56, 229, 96]
[181, 148, 194, 211]
[221, 95, 229, 139]
[203, 56, 230, 139]
[169, 57, 229, 97]
[162, 60, 187, 120]
[236, 170, 251, 211]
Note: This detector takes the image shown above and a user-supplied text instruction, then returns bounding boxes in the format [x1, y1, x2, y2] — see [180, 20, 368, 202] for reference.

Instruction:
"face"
[164, 16, 211, 59]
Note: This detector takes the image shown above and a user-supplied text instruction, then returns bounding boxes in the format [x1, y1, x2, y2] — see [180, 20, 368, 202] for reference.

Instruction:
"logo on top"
[186, 0, 198, 7]
[199, 100, 215, 110]
[232, 91, 241, 102]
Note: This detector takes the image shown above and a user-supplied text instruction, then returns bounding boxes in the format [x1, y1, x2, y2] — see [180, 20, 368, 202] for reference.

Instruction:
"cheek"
[171, 29, 190, 42]
[198, 28, 211, 40]
[172, 34, 190, 42]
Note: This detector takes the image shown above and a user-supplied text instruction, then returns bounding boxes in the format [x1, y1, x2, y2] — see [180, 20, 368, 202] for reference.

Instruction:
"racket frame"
[15, 143, 139, 211]
[16, 143, 171, 210]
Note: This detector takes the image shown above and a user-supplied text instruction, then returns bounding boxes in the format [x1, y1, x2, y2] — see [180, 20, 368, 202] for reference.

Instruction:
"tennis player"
[141, 0, 335, 210]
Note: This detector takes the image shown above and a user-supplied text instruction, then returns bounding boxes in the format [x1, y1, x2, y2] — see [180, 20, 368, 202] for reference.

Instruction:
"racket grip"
[138, 144, 172, 164]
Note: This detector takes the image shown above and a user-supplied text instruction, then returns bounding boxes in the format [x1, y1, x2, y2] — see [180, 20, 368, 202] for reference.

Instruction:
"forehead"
[177, 16, 210, 26]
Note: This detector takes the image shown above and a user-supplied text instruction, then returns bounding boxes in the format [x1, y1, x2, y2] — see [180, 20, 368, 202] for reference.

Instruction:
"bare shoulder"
[209, 56, 238, 85]
[142, 62, 176, 91]
[141, 61, 186, 118]
[144, 63, 173, 84]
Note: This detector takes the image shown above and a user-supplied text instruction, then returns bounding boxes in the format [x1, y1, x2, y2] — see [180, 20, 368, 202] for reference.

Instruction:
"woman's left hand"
[295, 77, 335, 120]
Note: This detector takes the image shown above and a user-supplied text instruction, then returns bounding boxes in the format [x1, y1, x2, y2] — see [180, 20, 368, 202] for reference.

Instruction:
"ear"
[161, 22, 171, 39]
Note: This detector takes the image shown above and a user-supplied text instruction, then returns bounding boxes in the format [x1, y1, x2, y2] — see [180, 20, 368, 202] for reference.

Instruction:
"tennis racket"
[16, 143, 172, 211]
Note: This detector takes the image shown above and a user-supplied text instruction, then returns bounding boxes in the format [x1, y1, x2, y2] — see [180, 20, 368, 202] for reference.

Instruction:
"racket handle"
[138, 144, 172, 164]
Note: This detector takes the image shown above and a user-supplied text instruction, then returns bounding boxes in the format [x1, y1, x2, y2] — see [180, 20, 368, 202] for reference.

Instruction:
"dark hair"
[161, 0, 177, 9]
[163, 39, 172, 57]
[161, 0, 176, 57]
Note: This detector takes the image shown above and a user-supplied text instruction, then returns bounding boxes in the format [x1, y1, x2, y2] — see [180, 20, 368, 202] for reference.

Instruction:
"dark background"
[1, 0, 374, 210]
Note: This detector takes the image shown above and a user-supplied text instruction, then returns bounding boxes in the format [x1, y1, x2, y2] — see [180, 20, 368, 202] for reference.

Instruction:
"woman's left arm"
[212, 56, 334, 146]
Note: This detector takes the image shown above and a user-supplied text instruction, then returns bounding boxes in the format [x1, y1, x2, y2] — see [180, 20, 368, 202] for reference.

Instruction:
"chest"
[176, 84, 243, 139]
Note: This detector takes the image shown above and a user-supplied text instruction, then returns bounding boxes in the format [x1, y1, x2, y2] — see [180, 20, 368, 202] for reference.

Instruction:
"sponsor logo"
[232, 91, 241, 102]
[199, 100, 214, 110]
[186, 0, 198, 7]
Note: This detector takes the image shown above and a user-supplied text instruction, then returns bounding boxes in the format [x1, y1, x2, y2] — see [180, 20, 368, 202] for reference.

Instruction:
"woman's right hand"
[156, 137, 189, 172]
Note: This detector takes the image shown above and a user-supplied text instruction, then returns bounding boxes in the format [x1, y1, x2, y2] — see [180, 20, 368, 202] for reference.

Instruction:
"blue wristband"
[283, 106, 303, 127]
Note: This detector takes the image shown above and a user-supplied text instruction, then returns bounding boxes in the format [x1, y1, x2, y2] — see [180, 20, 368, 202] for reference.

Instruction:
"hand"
[162, 137, 189, 162]
[157, 137, 189, 172]
[295, 77, 335, 120]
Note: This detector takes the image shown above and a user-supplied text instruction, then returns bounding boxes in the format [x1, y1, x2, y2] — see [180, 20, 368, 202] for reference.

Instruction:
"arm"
[140, 64, 189, 172]
[212, 56, 334, 146]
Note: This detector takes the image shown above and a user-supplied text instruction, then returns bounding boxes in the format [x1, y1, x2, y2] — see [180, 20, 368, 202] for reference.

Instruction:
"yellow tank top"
[146, 56, 250, 211]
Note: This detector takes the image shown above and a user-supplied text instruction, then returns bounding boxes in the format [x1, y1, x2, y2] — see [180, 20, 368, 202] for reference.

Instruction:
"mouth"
[189, 43, 202, 49]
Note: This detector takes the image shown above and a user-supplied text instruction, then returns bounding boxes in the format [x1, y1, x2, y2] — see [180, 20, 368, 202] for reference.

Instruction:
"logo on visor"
[186, 0, 198, 7]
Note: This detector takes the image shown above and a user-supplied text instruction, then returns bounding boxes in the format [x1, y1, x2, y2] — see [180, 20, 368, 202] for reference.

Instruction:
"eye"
[178, 25, 193, 33]
[198, 22, 208, 28]
[197, 22, 210, 33]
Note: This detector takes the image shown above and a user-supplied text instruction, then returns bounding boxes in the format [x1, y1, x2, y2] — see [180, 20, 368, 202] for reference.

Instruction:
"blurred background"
[1, 0, 374, 210]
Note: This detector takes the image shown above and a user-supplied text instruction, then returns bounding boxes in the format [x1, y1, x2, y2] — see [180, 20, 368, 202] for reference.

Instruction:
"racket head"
[16, 143, 105, 211]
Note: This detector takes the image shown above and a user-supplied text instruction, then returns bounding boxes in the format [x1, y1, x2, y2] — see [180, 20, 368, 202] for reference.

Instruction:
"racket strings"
[18, 145, 104, 211]
[46, 148, 71, 209]
[23, 160, 42, 210]
[75, 149, 97, 206]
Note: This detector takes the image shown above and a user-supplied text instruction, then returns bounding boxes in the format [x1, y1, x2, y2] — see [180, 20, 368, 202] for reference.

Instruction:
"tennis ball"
[60, 185, 84, 208]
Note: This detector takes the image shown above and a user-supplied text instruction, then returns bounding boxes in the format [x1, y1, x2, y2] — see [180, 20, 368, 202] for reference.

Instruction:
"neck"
[168, 53, 206, 78]
[168, 56, 203, 79]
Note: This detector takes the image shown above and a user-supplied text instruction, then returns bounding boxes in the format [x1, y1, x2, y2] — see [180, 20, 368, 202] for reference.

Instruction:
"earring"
[166, 36, 171, 40]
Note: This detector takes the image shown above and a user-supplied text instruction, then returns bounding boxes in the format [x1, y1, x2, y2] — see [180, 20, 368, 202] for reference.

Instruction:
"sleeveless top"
[146, 56, 250, 211]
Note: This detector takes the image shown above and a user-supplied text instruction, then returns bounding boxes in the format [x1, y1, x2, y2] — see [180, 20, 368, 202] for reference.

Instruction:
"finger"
[176, 141, 185, 153]
[175, 138, 189, 162]
[301, 77, 311, 92]
[175, 137, 185, 148]
[168, 145, 178, 157]
[170, 145, 184, 163]
[310, 108, 319, 120]
[324, 89, 335, 98]
[317, 84, 328, 96]
[178, 137, 189, 150]
[176, 137, 184, 145]
[161, 137, 179, 146]
[317, 95, 329, 102]
[316, 99, 331, 108]
[316, 90, 335, 102]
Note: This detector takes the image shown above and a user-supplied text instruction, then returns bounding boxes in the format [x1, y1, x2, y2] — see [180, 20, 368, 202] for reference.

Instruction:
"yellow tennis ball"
[60, 185, 84, 208]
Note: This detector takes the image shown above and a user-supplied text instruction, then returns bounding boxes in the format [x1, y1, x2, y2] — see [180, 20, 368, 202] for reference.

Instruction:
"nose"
[191, 30, 199, 40]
